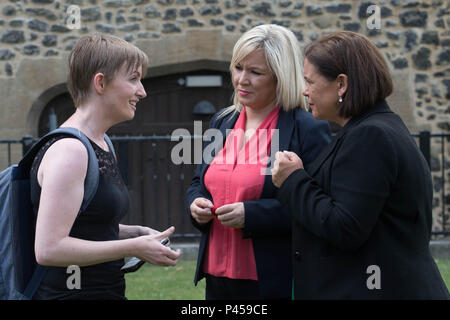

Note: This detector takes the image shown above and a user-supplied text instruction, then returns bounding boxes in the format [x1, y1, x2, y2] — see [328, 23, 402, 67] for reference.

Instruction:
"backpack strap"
[104, 133, 116, 160]
[20, 128, 102, 299]
[19, 127, 100, 212]
[23, 265, 47, 299]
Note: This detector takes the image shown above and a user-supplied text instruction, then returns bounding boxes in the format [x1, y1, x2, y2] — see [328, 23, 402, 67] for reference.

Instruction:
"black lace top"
[30, 135, 130, 300]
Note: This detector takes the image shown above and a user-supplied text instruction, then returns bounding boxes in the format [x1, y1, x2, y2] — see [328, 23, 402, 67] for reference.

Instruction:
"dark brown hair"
[304, 31, 393, 118]
[67, 34, 148, 107]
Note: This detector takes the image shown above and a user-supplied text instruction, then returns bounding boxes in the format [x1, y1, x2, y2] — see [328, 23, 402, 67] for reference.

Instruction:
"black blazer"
[185, 107, 331, 299]
[277, 100, 450, 299]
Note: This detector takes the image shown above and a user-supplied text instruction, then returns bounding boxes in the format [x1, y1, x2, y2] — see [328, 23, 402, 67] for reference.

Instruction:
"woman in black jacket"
[186, 24, 331, 300]
[272, 31, 450, 300]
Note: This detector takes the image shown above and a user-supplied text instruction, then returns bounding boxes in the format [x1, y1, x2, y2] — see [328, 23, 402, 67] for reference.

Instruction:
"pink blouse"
[203, 106, 280, 280]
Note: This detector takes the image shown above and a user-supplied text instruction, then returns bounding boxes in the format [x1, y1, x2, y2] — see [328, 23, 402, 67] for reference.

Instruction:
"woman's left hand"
[138, 226, 160, 237]
[216, 202, 245, 229]
[119, 224, 160, 239]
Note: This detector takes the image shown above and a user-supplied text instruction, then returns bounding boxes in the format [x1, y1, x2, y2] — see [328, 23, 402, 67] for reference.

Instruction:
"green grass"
[125, 260, 205, 300]
[436, 259, 450, 290]
[125, 259, 450, 300]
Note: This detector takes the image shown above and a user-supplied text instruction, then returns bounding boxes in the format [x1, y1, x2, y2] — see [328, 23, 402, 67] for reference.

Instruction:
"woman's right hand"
[190, 197, 214, 225]
[133, 226, 180, 266]
[272, 151, 304, 188]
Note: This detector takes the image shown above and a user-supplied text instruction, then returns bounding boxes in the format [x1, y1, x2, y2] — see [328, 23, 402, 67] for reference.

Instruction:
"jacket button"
[294, 251, 301, 260]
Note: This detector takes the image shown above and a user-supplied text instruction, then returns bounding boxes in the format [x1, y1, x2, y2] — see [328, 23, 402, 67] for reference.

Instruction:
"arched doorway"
[37, 67, 233, 238]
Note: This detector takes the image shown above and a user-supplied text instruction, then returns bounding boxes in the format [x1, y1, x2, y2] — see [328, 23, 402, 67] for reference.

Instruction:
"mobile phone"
[161, 237, 170, 246]
[121, 238, 171, 273]
[121, 256, 145, 273]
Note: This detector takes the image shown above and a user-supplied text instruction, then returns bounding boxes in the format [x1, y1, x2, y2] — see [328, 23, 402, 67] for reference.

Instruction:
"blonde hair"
[67, 33, 148, 107]
[221, 24, 307, 118]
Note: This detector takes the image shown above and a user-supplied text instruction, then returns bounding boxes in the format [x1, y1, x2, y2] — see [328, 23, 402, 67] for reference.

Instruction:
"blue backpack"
[0, 128, 115, 300]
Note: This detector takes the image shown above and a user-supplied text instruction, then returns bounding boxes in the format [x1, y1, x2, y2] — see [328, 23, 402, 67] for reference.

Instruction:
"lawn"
[436, 258, 450, 290]
[125, 260, 205, 300]
[125, 259, 450, 300]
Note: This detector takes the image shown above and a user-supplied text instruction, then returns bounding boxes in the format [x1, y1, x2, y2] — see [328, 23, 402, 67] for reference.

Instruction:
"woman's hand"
[272, 151, 304, 188]
[133, 226, 180, 266]
[119, 224, 160, 239]
[216, 202, 245, 229]
[190, 197, 214, 225]
[138, 226, 160, 236]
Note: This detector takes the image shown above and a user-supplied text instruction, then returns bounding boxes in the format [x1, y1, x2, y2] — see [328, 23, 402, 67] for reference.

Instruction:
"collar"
[335, 100, 392, 139]
[307, 100, 392, 176]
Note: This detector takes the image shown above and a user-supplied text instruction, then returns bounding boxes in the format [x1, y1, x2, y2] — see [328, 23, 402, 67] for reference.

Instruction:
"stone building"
[0, 0, 449, 236]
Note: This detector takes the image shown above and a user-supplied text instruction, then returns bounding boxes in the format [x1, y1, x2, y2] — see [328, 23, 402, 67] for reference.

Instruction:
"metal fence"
[412, 132, 450, 237]
[1, 131, 449, 237]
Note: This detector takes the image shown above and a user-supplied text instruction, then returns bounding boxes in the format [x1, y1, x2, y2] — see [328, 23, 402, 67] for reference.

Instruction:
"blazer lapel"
[307, 131, 344, 176]
[276, 109, 295, 152]
[261, 109, 295, 198]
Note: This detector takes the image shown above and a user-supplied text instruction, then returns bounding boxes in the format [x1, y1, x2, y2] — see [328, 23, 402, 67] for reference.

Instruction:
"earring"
[338, 96, 343, 103]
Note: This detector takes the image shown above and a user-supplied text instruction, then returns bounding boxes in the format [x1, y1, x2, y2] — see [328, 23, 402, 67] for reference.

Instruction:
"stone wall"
[0, 0, 449, 232]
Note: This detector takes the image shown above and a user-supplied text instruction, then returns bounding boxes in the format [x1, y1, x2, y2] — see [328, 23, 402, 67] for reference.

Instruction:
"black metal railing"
[0, 136, 34, 165]
[1, 131, 449, 237]
[412, 131, 450, 237]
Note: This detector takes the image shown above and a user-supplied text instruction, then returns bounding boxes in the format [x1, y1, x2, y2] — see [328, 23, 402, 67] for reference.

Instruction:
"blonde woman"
[31, 34, 180, 300]
[186, 24, 331, 300]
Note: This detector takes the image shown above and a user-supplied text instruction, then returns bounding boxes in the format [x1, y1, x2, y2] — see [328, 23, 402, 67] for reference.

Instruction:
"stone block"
[386, 71, 419, 132]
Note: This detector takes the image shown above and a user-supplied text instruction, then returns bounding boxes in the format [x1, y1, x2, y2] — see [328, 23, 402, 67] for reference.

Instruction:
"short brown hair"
[67, 34, 148, 107]
[304, 31, 393, 118]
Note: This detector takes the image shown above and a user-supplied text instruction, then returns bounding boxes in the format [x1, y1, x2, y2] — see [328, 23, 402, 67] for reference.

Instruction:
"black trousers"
[205, 274, 262, 300]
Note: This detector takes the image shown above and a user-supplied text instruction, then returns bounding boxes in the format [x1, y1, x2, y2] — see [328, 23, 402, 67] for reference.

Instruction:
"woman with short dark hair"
[303, 31, 393, 119]
[272, 31, 450, 299]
